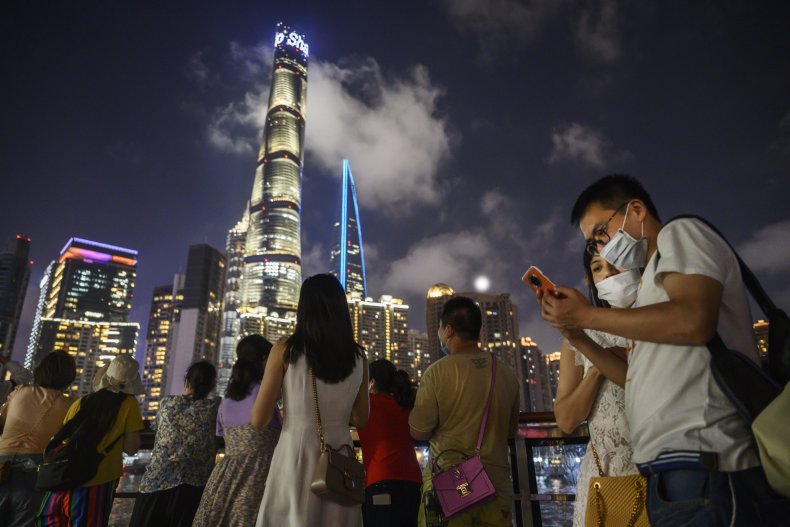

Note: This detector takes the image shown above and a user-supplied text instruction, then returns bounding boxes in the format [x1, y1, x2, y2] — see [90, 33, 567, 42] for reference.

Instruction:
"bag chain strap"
[310, 368, 326, 453]
[590, 441, 643, 527]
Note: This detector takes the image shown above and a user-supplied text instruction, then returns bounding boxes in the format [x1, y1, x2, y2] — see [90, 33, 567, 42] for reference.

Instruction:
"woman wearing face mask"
[552, 250, 639, 527]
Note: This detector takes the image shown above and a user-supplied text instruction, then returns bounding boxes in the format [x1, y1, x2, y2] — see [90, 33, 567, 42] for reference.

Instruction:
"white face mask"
[599, 203, 648, 270]
[595, 269, 641, 308]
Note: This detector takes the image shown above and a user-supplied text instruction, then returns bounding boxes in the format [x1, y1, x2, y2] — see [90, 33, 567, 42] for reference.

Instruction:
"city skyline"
[4, 3, 790, 366]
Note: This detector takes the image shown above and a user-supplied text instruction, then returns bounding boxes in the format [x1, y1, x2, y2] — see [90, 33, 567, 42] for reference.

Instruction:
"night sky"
[4, 0, 790, 363]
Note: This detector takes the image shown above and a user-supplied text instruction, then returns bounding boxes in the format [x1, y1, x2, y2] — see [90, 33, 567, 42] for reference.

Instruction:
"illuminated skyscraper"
[519, 337, 552, 412]
[240, 23, 308, 334]
[25, 238, 139, 396]
[406, 330, 429, 381]
[217, 209, 249, 395]
[330, 160, 367, 297]
[546, 351, 562, 408]
[425, 284, 455, 365]
[0, 235, 32, 356]
[141, 285, 174, 419]
[348, 293, 409, 365]
[424, 284, 520, 373]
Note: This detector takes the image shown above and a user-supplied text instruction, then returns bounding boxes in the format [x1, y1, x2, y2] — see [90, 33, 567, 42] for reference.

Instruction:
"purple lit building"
[25, 238, 139, 396]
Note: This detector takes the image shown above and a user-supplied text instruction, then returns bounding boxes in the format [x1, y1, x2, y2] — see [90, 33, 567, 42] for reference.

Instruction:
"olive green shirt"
[409, 352, 520, 496]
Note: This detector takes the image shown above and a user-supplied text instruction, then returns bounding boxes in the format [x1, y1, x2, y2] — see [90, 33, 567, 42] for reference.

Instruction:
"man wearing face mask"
[539, 174, 789, 526]
[409, 297, 520, 527]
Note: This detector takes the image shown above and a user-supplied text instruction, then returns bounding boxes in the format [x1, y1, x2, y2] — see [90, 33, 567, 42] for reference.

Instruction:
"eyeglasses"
[585, 201, 631, 255]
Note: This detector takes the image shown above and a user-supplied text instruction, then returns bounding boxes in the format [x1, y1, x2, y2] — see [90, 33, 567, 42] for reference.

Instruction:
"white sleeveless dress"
[571, 330, 638, 527]
[256, 353, 364, 527]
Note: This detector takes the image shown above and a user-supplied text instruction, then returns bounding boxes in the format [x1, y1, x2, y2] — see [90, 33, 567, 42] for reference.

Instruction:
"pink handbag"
[431, 357, 498, 518]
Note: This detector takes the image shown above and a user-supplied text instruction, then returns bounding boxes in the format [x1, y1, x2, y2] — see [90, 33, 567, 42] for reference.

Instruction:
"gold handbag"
[308, 369, 365, 506]
[584, 442, 649, 527]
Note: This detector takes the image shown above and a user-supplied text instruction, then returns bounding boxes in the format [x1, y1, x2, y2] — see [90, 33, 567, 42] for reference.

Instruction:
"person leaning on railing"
[37, 354, 144, 527]
[0, 352, 76, 527]
[129, 361, 220, 527]
[358, 359, 422, 527]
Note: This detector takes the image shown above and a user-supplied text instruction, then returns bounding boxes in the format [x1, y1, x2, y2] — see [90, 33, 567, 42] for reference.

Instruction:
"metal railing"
[111, 413, 590, 527]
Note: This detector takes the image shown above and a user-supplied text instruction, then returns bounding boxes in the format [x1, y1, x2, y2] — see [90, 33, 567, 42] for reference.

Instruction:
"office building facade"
[424, 284, 520, 373]
[165, 245, 225, 395]
[217, 209, 249, 395]
[26, 238, 139, 396]
[330, 160, 367, 297]
[425, 283, 455, 366]
[141, 285, 175, 419]
[518, 337, 553, 412]
[0, 235, 32, 356]
[406, 330, 429, 381]
[348, 293, 409, 365]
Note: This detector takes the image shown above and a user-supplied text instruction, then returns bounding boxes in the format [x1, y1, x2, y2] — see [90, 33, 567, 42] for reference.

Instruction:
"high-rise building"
[424, 284, 520, 373]
[38, 319, 138, 396]
[25, 238, 139, 396]
[0, 235, 32, 356]
[330, 160, 367, 297]
[240, 23, 308, 336]
[141, 285, 174, 419]
[465, 292, 520, 374]
[406, 330, 429, 381]
[425, 284, 455, 365]
[519, 337, 553, 412]
[546, 351, 562, 408]
[217, 209, 249, 395]
[348, 293, 409, 365]
[165, 245, 225, 395]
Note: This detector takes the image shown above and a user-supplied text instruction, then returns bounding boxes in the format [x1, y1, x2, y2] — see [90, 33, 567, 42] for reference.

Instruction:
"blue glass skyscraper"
[330, 159, 367, 297]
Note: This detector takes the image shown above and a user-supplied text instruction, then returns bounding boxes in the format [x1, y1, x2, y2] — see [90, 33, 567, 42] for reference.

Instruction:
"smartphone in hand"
[522, 266, 557, 294]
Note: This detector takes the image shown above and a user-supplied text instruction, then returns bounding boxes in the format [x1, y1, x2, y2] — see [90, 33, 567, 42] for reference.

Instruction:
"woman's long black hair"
[583, 250, 611, 308]
[225, 335, 273, 401]
[284, 274, 365, 383]
[369, 359, 415, 409]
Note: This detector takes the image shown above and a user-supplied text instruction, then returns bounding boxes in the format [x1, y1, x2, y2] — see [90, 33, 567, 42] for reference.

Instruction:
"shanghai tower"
[241, 23, 308, 326]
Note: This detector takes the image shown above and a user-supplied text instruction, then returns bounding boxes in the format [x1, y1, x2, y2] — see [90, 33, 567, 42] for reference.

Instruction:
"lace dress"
[571, 330, 638, 527]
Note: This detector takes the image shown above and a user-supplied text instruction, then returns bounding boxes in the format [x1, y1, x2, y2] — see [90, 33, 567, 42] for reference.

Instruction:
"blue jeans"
[363, 480, 421, 527]
[646, 466, 790, 526]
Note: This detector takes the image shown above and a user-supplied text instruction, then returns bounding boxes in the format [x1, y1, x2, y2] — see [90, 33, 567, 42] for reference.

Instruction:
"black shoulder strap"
[664, 215, 778, 316]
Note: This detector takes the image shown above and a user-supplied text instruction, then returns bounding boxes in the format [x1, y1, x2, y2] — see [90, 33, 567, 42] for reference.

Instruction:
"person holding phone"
[542, 250, 638, 527]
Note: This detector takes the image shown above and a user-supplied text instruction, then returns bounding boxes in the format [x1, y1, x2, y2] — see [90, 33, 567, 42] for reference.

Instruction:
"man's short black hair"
[570, 174, 661, 226]
[34, 351, 77, 391]
[440, 296, 482, 341]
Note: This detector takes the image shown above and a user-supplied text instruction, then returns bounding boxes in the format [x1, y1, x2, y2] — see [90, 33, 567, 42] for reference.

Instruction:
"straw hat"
[92, 355, 145, 395]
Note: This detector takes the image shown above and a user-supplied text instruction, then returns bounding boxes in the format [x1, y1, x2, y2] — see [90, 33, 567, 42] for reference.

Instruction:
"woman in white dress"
[252, 273, 369, 527]
[551, 251, 640, 527]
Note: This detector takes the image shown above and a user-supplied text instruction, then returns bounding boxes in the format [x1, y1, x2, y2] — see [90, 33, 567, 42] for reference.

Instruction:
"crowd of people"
[0, 174, 788, 527]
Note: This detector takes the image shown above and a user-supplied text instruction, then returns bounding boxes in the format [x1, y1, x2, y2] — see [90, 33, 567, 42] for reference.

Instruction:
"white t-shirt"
[626, 218, 760, 471]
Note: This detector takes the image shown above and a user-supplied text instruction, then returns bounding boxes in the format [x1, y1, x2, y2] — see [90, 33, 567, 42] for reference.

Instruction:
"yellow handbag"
[585, 442, 650, 527]
[752, 382, 790, 498]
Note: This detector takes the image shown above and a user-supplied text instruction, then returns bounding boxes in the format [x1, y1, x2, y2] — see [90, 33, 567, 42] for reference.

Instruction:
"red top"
[358, 393, 423, 487]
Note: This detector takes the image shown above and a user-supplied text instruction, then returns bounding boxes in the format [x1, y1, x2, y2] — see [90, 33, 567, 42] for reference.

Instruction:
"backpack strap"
[665, 215, 777, 315]
[664, 215, 789, 383]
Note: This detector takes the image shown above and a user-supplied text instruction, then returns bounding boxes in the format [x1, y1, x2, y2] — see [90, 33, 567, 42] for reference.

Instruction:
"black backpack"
[665, 216, 789, 422]
[35, 391, 129, 491]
